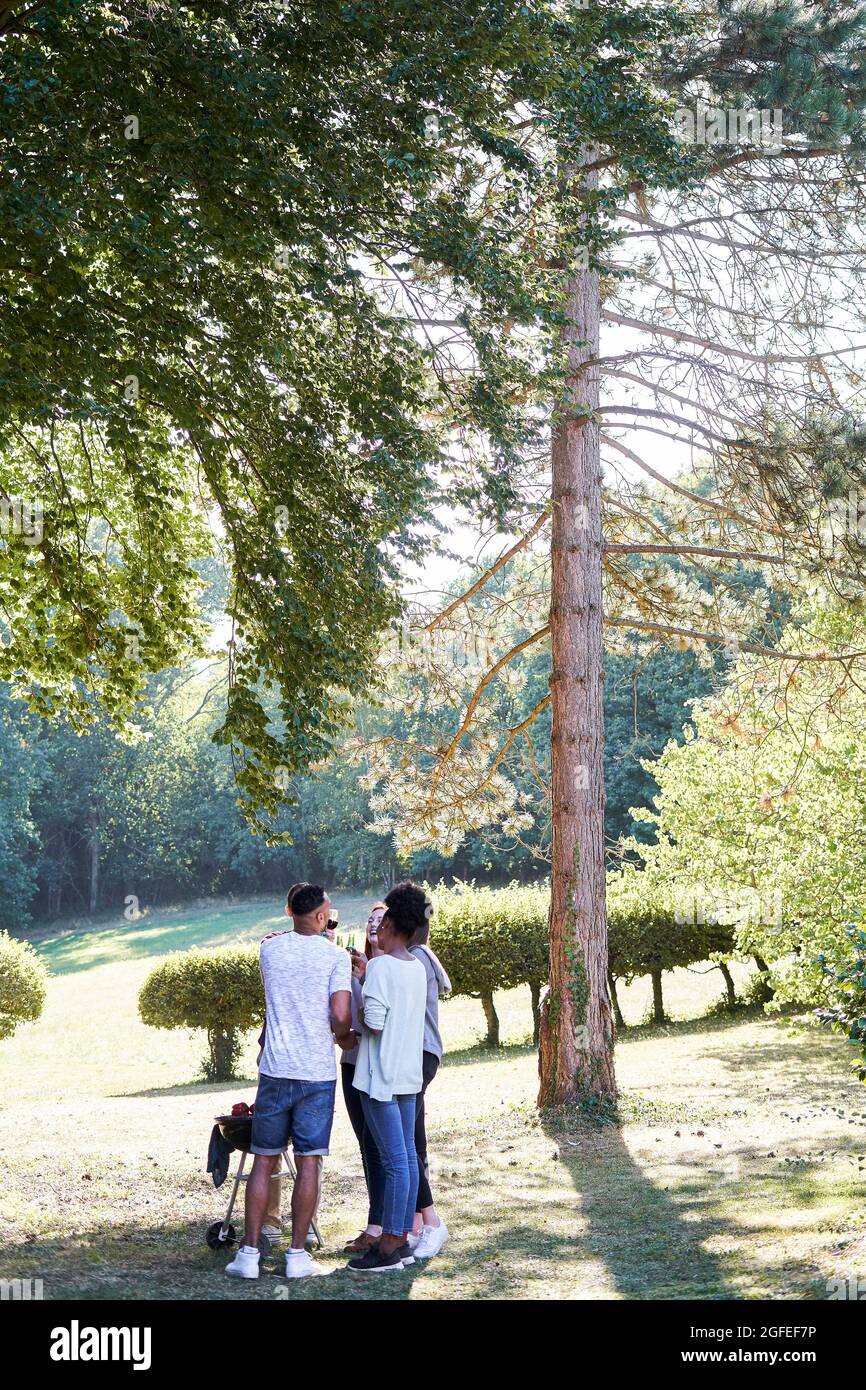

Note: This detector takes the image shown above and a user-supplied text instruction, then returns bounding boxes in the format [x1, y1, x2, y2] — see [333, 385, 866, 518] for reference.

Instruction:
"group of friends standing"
[226, 879, 450, 1278]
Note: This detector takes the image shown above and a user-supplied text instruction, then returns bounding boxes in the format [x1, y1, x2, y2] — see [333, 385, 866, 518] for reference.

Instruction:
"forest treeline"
[0, 642, 712, 930]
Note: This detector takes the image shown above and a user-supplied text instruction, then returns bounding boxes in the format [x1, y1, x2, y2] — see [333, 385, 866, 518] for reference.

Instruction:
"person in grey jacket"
[406, 911, 451, 1259]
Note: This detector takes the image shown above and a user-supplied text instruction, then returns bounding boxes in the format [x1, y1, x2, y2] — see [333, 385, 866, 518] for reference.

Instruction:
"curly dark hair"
[384, 881, 431, 939]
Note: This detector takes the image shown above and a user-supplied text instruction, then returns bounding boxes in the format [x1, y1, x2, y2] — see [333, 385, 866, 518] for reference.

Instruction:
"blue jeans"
[359, 1092, 419, 1238]
[250, 1074, 336, 1156]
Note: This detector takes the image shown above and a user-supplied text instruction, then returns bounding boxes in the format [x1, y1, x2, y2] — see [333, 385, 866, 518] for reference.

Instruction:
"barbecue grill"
[205, 1112, 324, 1255]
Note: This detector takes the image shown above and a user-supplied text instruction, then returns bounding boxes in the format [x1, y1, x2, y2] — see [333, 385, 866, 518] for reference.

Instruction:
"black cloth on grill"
[207, 1123, 232, 1188]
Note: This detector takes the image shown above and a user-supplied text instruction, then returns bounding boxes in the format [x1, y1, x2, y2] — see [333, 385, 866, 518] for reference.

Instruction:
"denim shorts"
[250, 1074, 337, 1157]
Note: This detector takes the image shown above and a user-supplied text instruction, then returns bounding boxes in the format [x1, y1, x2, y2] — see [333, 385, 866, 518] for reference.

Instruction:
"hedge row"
[429, 882, 549, 1045]
[136, 876, 747, 1072]
[429, 876, 738, 1038]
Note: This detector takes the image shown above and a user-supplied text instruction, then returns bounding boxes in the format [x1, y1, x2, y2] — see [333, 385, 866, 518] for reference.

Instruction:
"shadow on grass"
[615, 1003, 782, 1047]
[114, 1076, 260, 1099]
[19, 893, 377, 976]
[26, 910, 286, 976]
[699, 1025, 862, 1082]
[0, 1214, 425, 1303]
[6, 1118, 860, 1300]
[119, 1008, 792, 1100]
[443, 1002, 790, 1068]
[539, 1109, 737, 1299]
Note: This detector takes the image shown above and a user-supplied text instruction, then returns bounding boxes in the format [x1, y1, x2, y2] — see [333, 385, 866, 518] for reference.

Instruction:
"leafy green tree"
[0, 615, 716, 922]
[138, 944, 263, 1081]
[817, 924, 866, 1084]
[0, 689, 40, 929]
[632, 596, 866, 1006]
[8, 0, 866, 1113]
[0, 0, 619, 833]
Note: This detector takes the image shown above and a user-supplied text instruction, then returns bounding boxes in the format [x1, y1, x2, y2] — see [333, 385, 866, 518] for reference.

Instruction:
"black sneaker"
[394, 1242, 415, 1266]
[347, 1244, 405, 1273]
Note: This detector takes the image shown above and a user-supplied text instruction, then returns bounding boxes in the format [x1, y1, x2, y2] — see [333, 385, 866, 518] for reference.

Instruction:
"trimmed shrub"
[138, 943, 264, 1080]
[0, 931, 48, 1039]
[607, 867, 735, 1024]
[430, 882, 549, 1045]
[430, 874, 738, 1040]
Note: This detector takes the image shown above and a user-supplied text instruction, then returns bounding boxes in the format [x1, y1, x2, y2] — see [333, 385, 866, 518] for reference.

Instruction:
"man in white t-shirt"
[226, 884, 352, 1281]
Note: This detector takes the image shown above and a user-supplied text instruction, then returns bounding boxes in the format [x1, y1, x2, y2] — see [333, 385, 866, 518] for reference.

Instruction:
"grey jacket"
[409, 943, 452, 1060]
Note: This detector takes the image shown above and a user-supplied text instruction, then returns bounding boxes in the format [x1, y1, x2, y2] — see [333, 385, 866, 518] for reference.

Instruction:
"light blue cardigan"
[353, 954, 427, 1102]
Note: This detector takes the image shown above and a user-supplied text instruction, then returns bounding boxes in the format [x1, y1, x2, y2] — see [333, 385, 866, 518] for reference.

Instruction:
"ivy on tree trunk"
[529, 980, 542, 1045]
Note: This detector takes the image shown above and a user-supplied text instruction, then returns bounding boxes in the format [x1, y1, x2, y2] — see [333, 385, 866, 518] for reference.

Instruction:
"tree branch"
[603, 310, 866, 367]
[424, 511, 550, 631]
[606, 616, 866, 663]
[426, 624, 550, 807]
[598, 404, 734, 446]
[605, 543, 788, 565]
[601, 433, 787, 536]
[426, 694, 551, 817]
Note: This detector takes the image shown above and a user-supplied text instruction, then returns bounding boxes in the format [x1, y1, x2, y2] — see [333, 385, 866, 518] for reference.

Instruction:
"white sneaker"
[405, 1231, 420, 1251]
[225, 1245, 260, 1279]
[284, 1248, 319, 1279]
[414, 1220, 448, 1259]
[262, 1224, 282, 1240]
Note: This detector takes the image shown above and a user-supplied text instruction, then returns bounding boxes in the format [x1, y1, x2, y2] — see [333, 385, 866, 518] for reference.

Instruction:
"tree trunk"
[207, 1027, 238, 1082]
[608, 972, 626, 1031]
[538, 157, 615, 1107]
[530, 980, 542, 1045]
[651, 970, 666, 1025]
[481, 992, 500, 1048]
[718, 960, 737, 1007]
[87, 808, 100, 916]
[752, 954, 775, 1003]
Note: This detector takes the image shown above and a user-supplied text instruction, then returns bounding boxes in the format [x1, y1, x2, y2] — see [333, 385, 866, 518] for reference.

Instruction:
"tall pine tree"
[357, 0, 866, 1104]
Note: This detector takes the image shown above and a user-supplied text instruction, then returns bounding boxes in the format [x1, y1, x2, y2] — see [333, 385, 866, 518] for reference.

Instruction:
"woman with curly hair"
[344, 881, 428, 1273]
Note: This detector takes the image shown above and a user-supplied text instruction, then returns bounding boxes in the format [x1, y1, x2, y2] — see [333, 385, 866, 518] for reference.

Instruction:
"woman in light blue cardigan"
[346, 882, 428, 1274]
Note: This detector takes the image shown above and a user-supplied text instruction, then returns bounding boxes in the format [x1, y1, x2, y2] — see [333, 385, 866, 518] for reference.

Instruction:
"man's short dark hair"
[384, 881, 431, 939]
[287, 881, 311, 911]
[290, 883, 326, 917]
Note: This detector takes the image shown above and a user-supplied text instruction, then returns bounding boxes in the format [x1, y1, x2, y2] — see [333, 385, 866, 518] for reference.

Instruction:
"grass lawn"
[3, 896, 866, 1300]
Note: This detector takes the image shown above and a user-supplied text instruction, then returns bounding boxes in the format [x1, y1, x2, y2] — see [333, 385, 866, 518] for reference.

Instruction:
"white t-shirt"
[259, 930, 351, 1082]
